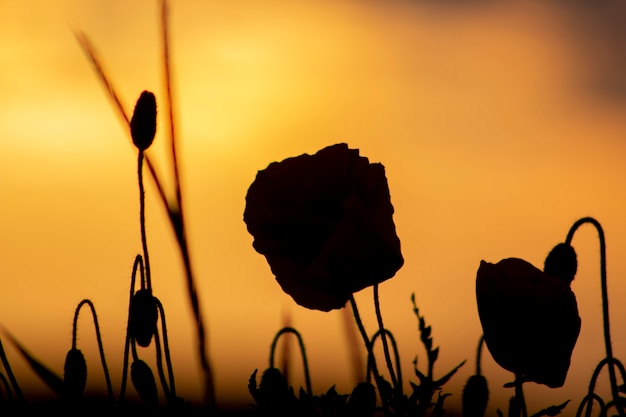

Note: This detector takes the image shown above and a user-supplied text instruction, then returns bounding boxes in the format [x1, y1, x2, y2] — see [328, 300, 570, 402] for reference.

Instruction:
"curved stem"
[565, 217, 624, 416]
[156, 298, 176, 400]
[269, 327, 312, 396]
[373, 284, 399, 393]
[577, 393, 607, 417]
[72, 299, 114, 402]
[369, 328, 402, 394]
[120, 254, 143, 403]
[349, 295, 388, 411]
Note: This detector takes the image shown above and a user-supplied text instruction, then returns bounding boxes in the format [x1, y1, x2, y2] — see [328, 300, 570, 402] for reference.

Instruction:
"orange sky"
[2, 0, 626, 414]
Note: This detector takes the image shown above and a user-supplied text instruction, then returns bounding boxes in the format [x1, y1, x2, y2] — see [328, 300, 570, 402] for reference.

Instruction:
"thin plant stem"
[71, 299, 114, 402]
[269, 327, 312, 396]
[0, 372, 13, 400]
[0, 338, 22, 403]
[156, 298, 176, 400]
[153, 327, 172, 403]
[581, 357, 626, 417]
[74, 31, 170, 221]
[138, 151, 151, 289]
[120, 255, 144, 403]
[369, 328, 402, 394]
[514, 375, 528, 417]
[373, 284, 399, 393]
[576, 393, 607, 417]
[159, 0, 215, 408]
[349, 295, 389, 412]
[565, 217, 624, 417]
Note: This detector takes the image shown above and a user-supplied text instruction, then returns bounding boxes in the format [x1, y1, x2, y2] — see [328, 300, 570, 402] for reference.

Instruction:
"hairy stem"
[565, 217, 624, 417]
[72, 299, 114, 402]
[373, 284, 399, 393]
[269, 327, 312, 395]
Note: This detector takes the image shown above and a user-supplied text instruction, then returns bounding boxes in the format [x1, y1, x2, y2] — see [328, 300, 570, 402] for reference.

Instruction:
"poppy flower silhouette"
[244, 143, 404, 311]
[475, 243, 581, 388]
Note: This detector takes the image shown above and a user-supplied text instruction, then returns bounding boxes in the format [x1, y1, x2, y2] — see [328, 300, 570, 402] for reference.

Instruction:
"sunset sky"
[2, 0, 626, 414]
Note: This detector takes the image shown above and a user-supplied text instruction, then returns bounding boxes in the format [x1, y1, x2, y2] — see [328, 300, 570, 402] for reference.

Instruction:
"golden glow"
[2, 0, 626, 413]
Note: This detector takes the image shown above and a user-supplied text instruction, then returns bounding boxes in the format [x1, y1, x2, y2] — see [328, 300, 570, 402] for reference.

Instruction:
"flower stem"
[120, 255, 144, 403]
[514, 374, 528, 417]
[369, 328, 402, 394]
[156, 298, 176, 400]
[138, 151, 151, 290]
[565, 217, 624, 417]
[349, 295, 388, 411]
[72, 299, 114, 402]
[269, 327, 312, 396]
[373, 284, 399, 393]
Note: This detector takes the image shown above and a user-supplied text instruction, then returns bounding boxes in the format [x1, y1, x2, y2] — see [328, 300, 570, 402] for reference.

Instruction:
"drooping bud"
[544, 243, 577, 284]
[63, 348, 87, 401]
[131, 359, 158, 407]
[129, 289, 158, 348]
[130, 91, 157, 151]
[462, 374, 489, 417]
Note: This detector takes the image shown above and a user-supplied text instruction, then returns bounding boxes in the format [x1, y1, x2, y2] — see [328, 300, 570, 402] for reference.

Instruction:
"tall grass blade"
[1, 329, 63, 396]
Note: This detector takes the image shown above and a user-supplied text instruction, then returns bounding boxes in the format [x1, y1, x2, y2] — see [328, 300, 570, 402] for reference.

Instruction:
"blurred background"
[2, 0, 626, 413]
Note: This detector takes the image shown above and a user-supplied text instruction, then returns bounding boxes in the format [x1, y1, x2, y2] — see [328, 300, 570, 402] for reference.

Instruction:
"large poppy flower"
[244, 143, 404, 312]
[475, 249, 581, 388]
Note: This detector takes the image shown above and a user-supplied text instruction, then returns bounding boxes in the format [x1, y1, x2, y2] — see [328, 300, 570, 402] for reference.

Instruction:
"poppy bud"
[130, 91, 157, 151]
[129, 289, 158, 348]
[63, 348, 87, 400]
[131, 359, 158, 407]
[462, 374, 488, 417]
[544, 243, 577, 284]
[346, 382, 376, 417]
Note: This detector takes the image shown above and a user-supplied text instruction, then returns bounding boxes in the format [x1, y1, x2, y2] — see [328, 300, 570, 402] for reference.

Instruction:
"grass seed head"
[131, 359, 158, 408]
[130, 91, 157, 151]
[63, 348, 87, 401]
[129, 289, 158, 348]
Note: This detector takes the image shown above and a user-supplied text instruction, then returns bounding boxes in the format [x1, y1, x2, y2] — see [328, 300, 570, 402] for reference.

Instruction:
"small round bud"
[63, 348, 87, 401]
[129, 289, 158, 348]
[130, 91, 157, 151]
[544, 243, 577, 284]
[131, 359, 158, 407]
[462, 374, 489, 417]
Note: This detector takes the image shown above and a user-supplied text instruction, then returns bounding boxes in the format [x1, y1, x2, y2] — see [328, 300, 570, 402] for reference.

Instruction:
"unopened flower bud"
[129, 289, 158, 348]
[131, 359, 158, 407]
[462, 374, 489, 417]
[544, 243, 577, 284]
[130, 91, 157, 151]
[63, 348, 87, 400]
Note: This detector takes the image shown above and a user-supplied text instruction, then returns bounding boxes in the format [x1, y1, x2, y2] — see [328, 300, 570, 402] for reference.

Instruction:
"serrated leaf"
[434, 360, 466, 387]
[1, 329, 63, 396]
[529, 400, 570, 417]
[248, 369, 258, 400]
[422, 325, 431, 340]
[429, 347, 439, 363]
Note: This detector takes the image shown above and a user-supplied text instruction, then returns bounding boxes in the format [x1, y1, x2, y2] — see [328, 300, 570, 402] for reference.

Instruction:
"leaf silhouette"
[1, 328, 63, 396]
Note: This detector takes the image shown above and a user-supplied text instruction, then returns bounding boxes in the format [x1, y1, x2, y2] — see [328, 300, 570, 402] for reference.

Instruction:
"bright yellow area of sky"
[2, 0, 626, 414]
